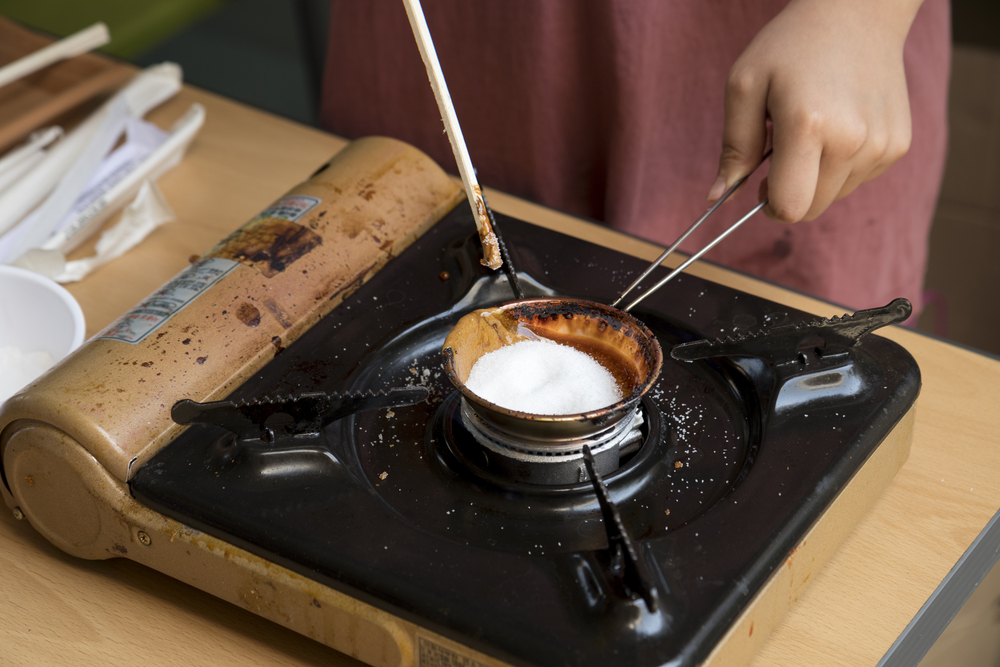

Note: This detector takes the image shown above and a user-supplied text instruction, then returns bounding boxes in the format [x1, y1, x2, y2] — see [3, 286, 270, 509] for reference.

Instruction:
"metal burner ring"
[459, 398, 643, 485]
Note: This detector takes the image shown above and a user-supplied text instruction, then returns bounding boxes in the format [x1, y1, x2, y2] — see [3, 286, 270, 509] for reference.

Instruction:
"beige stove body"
[0, 137, 915, 667]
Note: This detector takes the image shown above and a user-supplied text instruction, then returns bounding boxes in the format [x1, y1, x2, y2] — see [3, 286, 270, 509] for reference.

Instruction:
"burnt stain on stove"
[236, 302, 261, 327]
[261, 297, 292, 329]
[208, 217, 322, 277]
[306, 209, 327, 230]
[341, 213, 388, 242]
[271, 336, 285, 355]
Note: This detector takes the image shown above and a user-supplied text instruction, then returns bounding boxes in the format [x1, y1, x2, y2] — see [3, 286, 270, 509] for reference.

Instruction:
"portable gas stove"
[0, 138, 919, 667]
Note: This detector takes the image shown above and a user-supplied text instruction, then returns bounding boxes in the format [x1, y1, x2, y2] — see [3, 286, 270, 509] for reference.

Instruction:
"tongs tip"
[614, 150, 772, 313]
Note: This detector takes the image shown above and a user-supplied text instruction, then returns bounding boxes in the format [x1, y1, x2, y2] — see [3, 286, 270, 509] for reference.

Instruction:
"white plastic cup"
[0, 264, 85, 366]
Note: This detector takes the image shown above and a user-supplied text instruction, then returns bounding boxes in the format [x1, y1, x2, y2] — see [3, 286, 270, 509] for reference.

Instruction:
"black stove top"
[132, 205, 920, 667]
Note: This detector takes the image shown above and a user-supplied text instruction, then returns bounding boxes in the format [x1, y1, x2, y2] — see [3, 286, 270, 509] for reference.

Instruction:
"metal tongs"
[612, 150, 772, 313]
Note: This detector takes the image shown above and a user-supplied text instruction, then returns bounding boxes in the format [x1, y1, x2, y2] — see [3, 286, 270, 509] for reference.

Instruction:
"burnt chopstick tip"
[479, 230, 502, 269]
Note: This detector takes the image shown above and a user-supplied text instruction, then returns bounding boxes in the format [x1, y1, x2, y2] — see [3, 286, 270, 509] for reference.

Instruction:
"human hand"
[707, 0, 924, 222]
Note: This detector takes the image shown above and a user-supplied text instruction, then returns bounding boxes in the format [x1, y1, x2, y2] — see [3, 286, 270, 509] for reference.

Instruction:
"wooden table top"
[3, 84, 1000, 667]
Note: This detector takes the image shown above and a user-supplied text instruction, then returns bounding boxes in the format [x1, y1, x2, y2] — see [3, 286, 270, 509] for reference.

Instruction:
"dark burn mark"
[236, 302, 261, 327]
[196, 356, 207, 365]
[262, 297, 292, 328]
[141, 362, 153, 367]
[271, 336, 285, 355]
[182, 338, 191, 345]
[208, 218, 322, 277]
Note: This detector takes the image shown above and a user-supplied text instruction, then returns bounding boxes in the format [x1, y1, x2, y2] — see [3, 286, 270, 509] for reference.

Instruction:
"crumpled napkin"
[13, 179, 175, 282]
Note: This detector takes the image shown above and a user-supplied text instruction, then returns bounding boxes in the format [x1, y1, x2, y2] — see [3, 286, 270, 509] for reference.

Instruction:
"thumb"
[709, 68, 769, 202]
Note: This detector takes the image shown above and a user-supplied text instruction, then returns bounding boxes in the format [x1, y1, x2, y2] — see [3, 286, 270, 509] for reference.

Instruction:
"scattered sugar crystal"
[465, 339, 621, 415]
[0, 346, 54, 404]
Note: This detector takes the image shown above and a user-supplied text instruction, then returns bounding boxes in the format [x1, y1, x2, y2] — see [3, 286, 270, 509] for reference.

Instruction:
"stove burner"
[455, 397, 646, 486]
[439, 297, 663, 486]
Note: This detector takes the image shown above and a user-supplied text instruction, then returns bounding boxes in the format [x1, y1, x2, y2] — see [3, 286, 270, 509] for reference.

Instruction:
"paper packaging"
[11, 103, 205, 282]
[45, 103, 205, 256]
[16, 180, 176, 283]
[0, 63, 182, 241]
[0, 64, 203, 281]
[0, 127, 62, 194]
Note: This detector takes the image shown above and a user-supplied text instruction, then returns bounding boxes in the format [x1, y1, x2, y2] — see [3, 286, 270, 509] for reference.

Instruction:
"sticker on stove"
[97, 258, 238, 344]
[417, 636, 491, 667]
[252, 194, 320, 222]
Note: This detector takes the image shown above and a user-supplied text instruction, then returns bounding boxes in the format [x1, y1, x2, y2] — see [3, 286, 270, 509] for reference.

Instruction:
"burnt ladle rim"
[441, 297, 663, 423]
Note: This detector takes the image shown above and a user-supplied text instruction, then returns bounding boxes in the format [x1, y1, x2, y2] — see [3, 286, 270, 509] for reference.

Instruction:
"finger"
[764, 110, 823, 223]
[709, 65, 769, 202]
[830, 121, 911, 207]
[848, 123, 912, 192]
[801, 159, 851, 221]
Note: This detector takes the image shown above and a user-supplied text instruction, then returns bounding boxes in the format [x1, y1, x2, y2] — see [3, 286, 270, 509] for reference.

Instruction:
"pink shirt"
[321, 0, 950, 311]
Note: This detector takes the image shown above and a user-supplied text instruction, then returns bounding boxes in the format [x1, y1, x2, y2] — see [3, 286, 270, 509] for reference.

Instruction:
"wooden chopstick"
[401, 0, 502, 270]
[0, 22, 110, 91]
